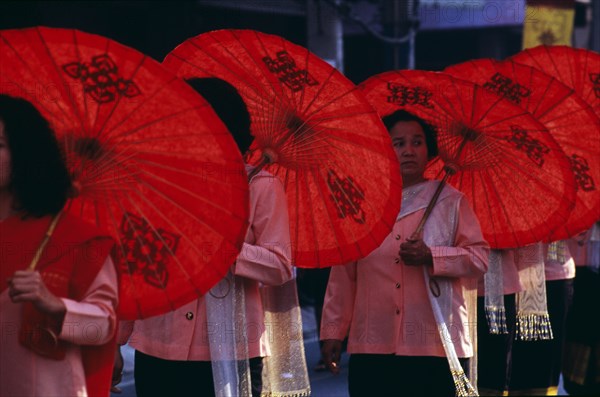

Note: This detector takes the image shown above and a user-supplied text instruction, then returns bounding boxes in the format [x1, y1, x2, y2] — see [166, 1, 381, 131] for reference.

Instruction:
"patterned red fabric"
[359, 70, 576, 249]
[511, 46, 600, 118]
[163, 29, 402, 268]
[0, 27, 250, 319]
[445, 58, 600, 241]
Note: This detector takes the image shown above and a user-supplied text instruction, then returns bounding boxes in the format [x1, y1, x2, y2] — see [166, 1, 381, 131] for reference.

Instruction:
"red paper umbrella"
[163, 29, 402, 267]
[510, 45, 600, 117]
[0, 27, 250, 320]
[444, 58, 600, 241]
[360, 70, 576, 248]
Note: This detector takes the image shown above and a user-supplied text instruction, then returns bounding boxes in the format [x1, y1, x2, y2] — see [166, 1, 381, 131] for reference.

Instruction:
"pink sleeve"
[235, 175, 293, 286]
[320, 262, 357, 340]
[431, 197, 489, 278]
[58, 256, 118, 346]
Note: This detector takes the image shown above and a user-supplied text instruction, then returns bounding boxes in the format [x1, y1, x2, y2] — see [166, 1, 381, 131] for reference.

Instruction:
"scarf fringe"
[515, 312, 554, 341]
[484, 305, 508, 335]
[261, 388, 312, 397]
[452, 369, 479, 397]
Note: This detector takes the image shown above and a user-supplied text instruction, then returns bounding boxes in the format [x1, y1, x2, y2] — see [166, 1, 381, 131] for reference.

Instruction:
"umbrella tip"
[68, 180, 82, 198]
[262, 147, 279, 164]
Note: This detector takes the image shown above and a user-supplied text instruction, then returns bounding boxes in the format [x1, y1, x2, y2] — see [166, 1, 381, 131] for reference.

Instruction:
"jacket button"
[185, 311, 194, 320]
[395, 282, 401, 289]
[396, 309, 400, 315]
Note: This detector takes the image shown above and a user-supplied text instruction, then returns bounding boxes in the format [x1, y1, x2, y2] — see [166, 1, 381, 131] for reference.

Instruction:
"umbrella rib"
[540, 102, 595, 126]
[499, 140, 575, 199]
[530, 79, 553, 117]
[98, 79, 199, 143]
[122, 189, 207, 295]
[90, 32, 112, 140]
[117, 194, 188, 314]
[292, 169, 300, 266]
[302, 168, 321, 265]
[91, 185, 149, 318]
[116, 131, 233, 146]
[481, 165, 522, 246]
[296, 41, 311, 114]
[476, 167, 508, 247]
[581, 51, 597, 106]
[301, 85, 365, 123]
[471, 88, 505, 129]
[201, 30, 296, 130]
[243, 31, 301, 146]
[133, 168, 249, 218]
[172, 36, 287, 147]
[71, 30, 93, 142]
[169, 44, 271, 101]
[484, 148, 570, 245]
[34, 28, 88, 134]
[102, 105, 212, 142]
[476, 111, 539, 132]
[117, 182, 239, 311]
[300, 64, 338, 115]
[100, 189, 148, 318]
[313, 166, 351, 266]
[248, 30, 297, 108]
[128, 169, 248, 235]
[132, 157, 247, 187]
[130, 183, 239, 287]
[94, 52, 149, 140]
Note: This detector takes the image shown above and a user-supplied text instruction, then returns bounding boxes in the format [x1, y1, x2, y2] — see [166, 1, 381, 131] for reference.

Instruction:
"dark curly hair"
[0, 94, 71, 217]
[185, 77, 253, 155]
[382, 109, 438, 159]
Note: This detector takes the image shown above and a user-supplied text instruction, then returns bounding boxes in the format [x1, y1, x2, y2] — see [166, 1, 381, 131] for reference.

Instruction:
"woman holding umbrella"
[114, 78, 295, 397]
[320, 110, 489, 396]
[0, 94, 119, 397]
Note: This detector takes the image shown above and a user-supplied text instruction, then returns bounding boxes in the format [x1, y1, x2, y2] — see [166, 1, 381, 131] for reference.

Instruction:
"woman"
[114, 78, 295, 397]
[320, 110, 489, 396]
[0, 94, 118, 397]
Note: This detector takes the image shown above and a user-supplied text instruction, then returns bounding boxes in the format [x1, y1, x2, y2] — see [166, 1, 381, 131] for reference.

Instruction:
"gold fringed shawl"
[483, 250, 509, 335]
[515, 243, 553, 341]
[260, 280, 311, 397]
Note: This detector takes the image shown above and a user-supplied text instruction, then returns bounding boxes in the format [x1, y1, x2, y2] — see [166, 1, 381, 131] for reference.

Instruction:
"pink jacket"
[1, 258, 118, 397]
[119, 171, 293, 361]
[320, 181, 489, 358]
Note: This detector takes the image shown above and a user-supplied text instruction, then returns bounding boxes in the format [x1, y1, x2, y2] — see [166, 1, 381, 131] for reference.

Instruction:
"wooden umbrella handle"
[27, 211, 63, 271]
[410, 134, 469, 240]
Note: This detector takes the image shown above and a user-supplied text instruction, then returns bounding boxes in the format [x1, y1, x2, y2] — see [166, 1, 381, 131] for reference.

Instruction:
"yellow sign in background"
[523, 1, 575, 48]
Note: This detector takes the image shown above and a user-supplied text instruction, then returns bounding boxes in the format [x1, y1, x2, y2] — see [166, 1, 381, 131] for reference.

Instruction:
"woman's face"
[389, 120, 429, 187]
[0, 120, 12, 190]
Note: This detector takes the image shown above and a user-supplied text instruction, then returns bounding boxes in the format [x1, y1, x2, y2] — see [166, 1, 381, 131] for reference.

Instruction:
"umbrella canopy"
[445, 58, 600, 240]
[0, 27, 250, 320]
[510, 45, 600, 118]
[360, 69, 576, 248]
[163, 29, 402, 267]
